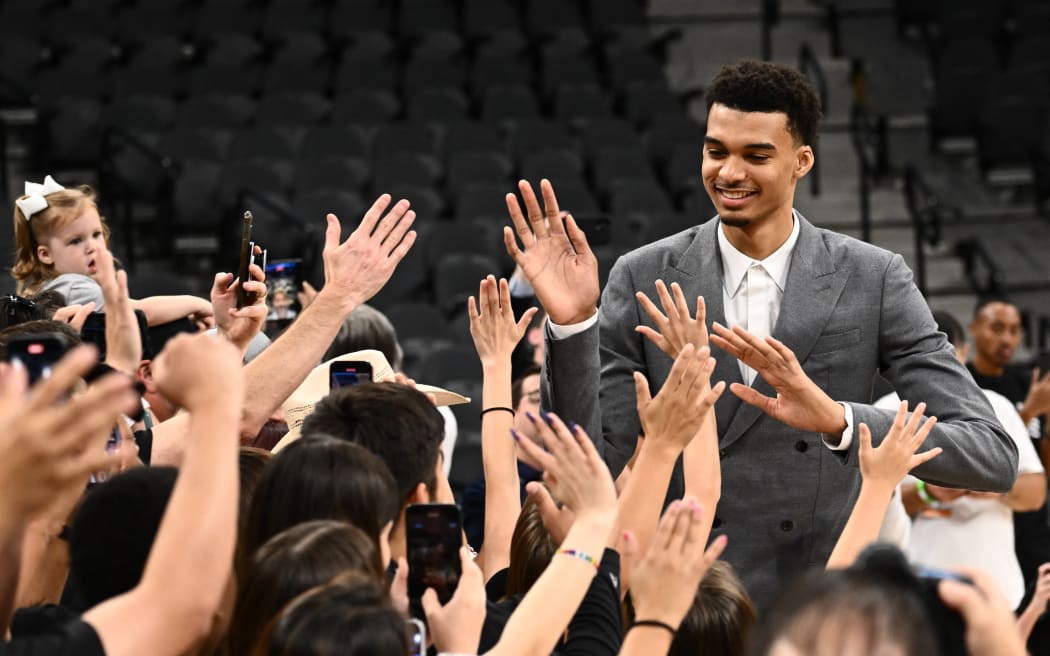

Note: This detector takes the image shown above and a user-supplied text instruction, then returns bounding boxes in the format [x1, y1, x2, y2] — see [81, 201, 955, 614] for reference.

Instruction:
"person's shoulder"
[618, 216, 713, 268]
[806, 219, 897, 267]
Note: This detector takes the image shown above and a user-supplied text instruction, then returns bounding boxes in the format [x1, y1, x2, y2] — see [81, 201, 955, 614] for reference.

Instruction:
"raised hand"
[515, 411, 617, 521]
[211, 259, 268, 356]
[421, 547, 486, 655]
[503, 179, 599, 326]
[0, 347, 132, 522]
[623, 497, 727, 630]
[633, 344, 725, 455]
[94, 246, 142, 374]
[1021, 368, 1050, 424]
[319, 194, 417, 313]
[635, 280, 708, 359]
[52, 302, 96, 332]
[859, 401, 940, 494]
[710, 323, 847, 436]
[525, 481, 576, 545]
[938, 567, 1028, 656]
[151, 332, 244, 414]
[468, 275, 538, 367]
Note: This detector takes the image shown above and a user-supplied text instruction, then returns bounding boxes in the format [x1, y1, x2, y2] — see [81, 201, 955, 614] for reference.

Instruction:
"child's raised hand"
[859, 400, 940, 494]
[515, 412, 617, 522]
[468, 275, 537, 367]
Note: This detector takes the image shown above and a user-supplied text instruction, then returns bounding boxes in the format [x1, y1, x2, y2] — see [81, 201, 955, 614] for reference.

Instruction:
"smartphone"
[329, 360, 373, 389]
[406, 504, 463, 621]
[1036, 350, 1050, 377]
[6, 332, 71, 384]
[80, 310, 151, 362]
[236, 210, 254, 309]
[573, 215, 611, 246]
[90, 425, 123, 485]
[407, 618, 426, 656]
[264, 258, 302, 324]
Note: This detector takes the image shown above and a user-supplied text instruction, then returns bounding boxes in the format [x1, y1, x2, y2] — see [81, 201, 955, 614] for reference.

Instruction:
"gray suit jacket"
[544, 213, 1018, 604]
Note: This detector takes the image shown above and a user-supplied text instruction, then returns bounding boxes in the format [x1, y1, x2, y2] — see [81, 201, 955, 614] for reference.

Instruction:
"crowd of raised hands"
[0, 185, 1046, 656]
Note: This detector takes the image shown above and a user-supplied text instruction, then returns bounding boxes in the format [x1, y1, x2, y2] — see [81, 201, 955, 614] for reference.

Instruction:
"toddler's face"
[37, 205, 106, 277]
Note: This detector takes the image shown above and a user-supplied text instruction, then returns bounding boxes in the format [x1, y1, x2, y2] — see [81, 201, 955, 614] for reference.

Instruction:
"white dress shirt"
[549, 212, 853, 449]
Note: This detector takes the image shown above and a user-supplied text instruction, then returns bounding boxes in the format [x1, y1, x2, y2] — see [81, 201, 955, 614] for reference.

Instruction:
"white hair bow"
[16, 175, 66, 220]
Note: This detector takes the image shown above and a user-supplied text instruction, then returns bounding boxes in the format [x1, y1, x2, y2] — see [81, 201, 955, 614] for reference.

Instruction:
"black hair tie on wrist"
[630, 620, 677, 635]
[480, 406, 515, 420]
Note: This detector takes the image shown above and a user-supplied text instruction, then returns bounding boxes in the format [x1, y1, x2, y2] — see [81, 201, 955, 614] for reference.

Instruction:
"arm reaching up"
[83, 333, 245, 656]
[488, 413, 618, 656]
[468, 275, 537, 580]
[826, 401, 940, 569]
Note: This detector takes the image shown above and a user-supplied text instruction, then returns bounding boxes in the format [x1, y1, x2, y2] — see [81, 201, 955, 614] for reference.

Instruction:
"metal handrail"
[798, 43, 826, 197]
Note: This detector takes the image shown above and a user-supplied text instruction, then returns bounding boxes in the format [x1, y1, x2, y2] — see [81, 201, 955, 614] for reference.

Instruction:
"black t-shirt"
[2, 618, 105, 655]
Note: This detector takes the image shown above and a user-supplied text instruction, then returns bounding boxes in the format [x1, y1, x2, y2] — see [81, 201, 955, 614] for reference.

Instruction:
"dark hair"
[705, 60, 822, 146]
[512, 364, 542, 409]
[237, 447, 274, 564]
[28, 290, 67, 317]
[301, 383, 444, 506]
[0, 294, 51, 330]
[254, 573, 410, 656]
[931, 310, 966, 348]
[669, 561, 755, 656]
[68, 467, 178, 608]
[229, 520, 384, 656]
[751, 548, 937, 656]
[323, 304, 403, 370]
[972, 296, 1018, 320]
[0, 319, 81, 360]
[505, 495, 556, 597]
[241, 437, 399, 574]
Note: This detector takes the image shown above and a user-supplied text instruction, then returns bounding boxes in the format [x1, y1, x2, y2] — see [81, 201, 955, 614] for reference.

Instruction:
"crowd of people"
[1, 59, 1049, 655]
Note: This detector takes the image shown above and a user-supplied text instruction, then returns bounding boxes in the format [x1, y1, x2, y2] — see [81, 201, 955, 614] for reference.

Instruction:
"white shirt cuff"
[548, 313, 599, 340]
[823, 402, 854, 451]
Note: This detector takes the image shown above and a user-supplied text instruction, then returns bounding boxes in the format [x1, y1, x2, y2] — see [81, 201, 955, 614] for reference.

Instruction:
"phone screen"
[329, 361, 373, 389]
[7, 333, 71, 384]
[406, 504, 462, 619]
[265, 258, 301, 323]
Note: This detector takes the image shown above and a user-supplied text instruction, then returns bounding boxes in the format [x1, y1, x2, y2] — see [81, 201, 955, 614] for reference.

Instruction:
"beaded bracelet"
[480, 406, 515, 420]
[557, 548, 600, 570]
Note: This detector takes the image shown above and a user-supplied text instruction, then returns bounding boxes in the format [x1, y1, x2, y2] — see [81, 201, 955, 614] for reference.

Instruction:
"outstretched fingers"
[519, 179, 549, 240]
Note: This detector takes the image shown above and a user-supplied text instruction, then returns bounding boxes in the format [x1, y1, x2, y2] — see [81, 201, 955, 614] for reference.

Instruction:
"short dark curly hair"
[705, 60, 823, 146]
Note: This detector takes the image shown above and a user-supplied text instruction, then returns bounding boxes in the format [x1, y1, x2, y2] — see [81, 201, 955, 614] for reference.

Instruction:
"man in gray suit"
[502, 60, 1018, 603]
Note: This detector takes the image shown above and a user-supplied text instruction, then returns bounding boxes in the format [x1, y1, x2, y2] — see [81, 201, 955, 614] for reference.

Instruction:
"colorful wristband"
[556, 548, 600, 570]
[915, 480, 935, 505]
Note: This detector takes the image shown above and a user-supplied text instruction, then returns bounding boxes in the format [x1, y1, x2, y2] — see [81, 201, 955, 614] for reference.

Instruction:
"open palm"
[503, 179, 599, 326]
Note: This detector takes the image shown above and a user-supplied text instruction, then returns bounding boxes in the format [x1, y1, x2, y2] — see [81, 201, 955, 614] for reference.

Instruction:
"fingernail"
[510, 428, 521, 442]
[568, 421, 579, 432]
[539, 409, 551, 424]
[525, 411, 537, 423]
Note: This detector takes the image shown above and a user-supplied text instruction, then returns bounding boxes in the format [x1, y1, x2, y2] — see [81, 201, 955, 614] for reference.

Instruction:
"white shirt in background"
[876, 390, 1043, 608]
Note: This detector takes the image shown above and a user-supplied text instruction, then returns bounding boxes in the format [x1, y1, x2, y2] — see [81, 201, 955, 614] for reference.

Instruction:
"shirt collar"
[717, 211, 801, 297]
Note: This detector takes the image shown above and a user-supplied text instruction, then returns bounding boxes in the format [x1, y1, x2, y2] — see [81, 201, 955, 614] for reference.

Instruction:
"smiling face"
[702, 103, 813, 232]
[36, 204, 106, 277]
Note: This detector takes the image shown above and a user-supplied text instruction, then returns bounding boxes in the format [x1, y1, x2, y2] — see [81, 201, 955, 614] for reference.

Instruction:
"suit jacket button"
[713, 517, 723, 529]
[780, 520, 794, 532]
[795, 441, 808, 452]
[719, 449, 727, 459]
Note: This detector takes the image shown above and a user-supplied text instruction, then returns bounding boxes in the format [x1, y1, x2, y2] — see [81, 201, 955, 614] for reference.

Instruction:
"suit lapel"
[664, 218, 743, 437]
[719, 213, 851, 448]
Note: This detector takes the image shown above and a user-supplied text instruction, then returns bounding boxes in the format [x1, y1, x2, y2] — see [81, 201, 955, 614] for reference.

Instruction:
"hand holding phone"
[406, 504, 463, 621]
